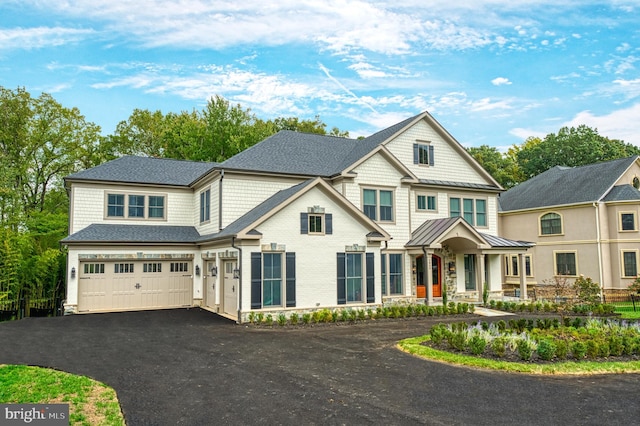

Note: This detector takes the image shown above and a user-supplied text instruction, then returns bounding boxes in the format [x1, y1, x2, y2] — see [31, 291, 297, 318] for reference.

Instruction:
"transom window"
[620, 212, 637, 231]
[622, 251, 638, 278]
[449, 197, 487, 227]
[540, 212, 562, 235]
[555, 252, 577, 276]
[363, 188, 394, 222]
[417, 194, 437, 211]
[106, 193, 165, 220]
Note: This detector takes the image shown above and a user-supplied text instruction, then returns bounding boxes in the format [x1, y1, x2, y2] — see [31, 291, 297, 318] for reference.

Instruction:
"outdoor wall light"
[211, 266, 218, 277]
[71, 267, 76, 279]
[233, 268, 240, 279]
[195, 265, 201, 276]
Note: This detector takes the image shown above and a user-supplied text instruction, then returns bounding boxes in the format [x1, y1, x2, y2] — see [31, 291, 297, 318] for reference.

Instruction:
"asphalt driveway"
[0, 309, 638, 425]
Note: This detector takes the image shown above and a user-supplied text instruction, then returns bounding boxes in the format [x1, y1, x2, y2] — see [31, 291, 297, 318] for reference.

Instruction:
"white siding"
[240, 187, 381, 311]
[385, 120, 491, 185]
[70, 183, 194, 234]
[221, 174, 305, 228]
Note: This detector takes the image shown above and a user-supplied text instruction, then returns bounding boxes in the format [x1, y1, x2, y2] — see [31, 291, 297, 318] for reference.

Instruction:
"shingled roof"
[61, 224, 200, 244]
[499, 156, 640, 212]
[65, 156, 218, 186]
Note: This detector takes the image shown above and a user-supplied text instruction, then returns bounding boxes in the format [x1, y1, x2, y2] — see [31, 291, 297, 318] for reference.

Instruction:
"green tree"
[516, 125, 640, 179]
[467, 145, 523, 189]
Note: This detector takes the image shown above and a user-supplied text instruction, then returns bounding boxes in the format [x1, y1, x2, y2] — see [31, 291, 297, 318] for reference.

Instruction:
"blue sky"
[1, 1, 639, 150]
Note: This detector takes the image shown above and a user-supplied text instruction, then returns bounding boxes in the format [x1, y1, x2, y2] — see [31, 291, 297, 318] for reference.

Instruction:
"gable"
[383, 117, 499, 187]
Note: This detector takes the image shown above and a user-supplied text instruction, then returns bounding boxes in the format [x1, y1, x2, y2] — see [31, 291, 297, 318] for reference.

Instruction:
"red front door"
[416, 255, 442, 298]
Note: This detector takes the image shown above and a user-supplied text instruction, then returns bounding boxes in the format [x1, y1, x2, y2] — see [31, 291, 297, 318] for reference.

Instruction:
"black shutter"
[337, 253, 346, 305]
[366, 252, 375, 303]
[300, 213, 308, 234]
[429, 145, 435, 166]
[286, 252, 296, 307]
[325, 213, 332, 234]
[413, 143, 419, 164]
[250, 252, 262, 309]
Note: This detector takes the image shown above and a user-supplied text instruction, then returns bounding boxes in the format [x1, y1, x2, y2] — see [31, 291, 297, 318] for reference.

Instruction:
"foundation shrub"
[491, 337, 507, 358]
[555, 339, 569, 360]
[277, 313, 287, 326]
[517, 340, 533, 361]
[289, 312, 299, 325]
[572, 341, 587, 359]
[467, 335, 487, 355]
[536, 339, 557, 361]
[302, 313, 311, 324]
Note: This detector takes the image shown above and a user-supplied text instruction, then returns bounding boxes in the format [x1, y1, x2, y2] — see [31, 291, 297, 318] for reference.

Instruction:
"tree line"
[1, 84, 638, 312]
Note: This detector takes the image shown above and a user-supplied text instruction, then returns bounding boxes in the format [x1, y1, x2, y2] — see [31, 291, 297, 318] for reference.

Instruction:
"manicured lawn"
[0, 365, 125, 425]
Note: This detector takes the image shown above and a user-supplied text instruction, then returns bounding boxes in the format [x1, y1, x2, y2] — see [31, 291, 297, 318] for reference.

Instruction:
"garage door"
[78, 260, 192, 312]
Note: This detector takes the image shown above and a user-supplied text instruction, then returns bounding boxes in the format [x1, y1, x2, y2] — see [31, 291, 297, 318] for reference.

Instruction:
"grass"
[397, 335, 640, 375]
[0, 365, 125, 425]
[610, 301, 640, 319]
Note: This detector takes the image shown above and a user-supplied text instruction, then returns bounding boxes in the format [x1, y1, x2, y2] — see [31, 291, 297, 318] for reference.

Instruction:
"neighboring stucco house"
[499, 156, 640, 296]
[62, 111, 531, 322]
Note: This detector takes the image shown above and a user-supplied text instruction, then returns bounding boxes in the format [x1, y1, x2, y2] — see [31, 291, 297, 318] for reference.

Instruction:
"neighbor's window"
[622, 251, 638, 278]
[107, 194, 125, 217]
[555, 252, 576, 276]
[541, 212, 562, 235]
[620, 212, 636, 231]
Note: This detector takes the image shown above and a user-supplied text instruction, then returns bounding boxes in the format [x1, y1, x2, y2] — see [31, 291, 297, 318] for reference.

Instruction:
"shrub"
[573, 275, 602, 305]
[517, 339, 533, 361]
[256, 312, 265, 324]
[609, 335, 624, 357]
[447, 330, 467, 351]
[277, 313, 287, 326]
[358, 309, 367, 321]
[302, 313, 311, 324]
[555, 339, 569, 360]
[491, 337, 507, 358]
[586, 340, 600, 359]
[248, 312, 256, 324]
[289, 312, 299, 325]
[536, 339, 557, 361]
[340, 309, 350, 322]
[265, 314, 273, 326]
[468, 335, 487, 355]
[429, 324, 449, 345]
[572, 341, 587, 359]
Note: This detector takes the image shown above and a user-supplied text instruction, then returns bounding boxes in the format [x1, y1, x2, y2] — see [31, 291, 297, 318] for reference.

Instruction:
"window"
[511, 256, 519, 277]
[107, 194, 125, 217]
[200, 189, 210, 223]
[106, 193, 165, 220]
[620, 212, 636, 231]
[540, 212, 562, 235]
[263, 253, 282, 307]
[622, 251, 638, 277]
[83, 263, 105, 274]
[362, 188, 394, 222]
[309, 214, 323, 234]
[450, 197, 487, 226]
[505, 255, 533, 277]
[381, 254, 387, 295]
[128, 195, 145, 218]
[345, 253, 363, 303]
[143, 263, 162, 273]
[148, 196, 165, 219]
[413, 143, 434, 166]
[555, 252, 577, 276]
[170, 262, 188, 272]
[464, 254, 476, 290]
[389, 253, 403, 295]
[114, 263, 134, 274]
[450, 198, 461, 218]
[417, 194, 437, 211]
[463, 199, 474, 224]
[476, 199, 487, 227]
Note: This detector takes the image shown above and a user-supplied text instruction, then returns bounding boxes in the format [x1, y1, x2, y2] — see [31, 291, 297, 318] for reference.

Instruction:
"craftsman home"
[62, 111, 531, 322]
[499, 156, 640, 295]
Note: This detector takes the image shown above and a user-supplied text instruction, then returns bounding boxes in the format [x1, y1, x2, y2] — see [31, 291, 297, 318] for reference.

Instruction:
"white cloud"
[469, 97, 513, 112]
[491, 77, 512, 86]
[0, 27, 93, 50]
[562, 104, 640, 146]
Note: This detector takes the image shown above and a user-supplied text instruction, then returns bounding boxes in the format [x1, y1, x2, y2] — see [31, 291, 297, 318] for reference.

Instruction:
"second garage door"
[78, 260, 193, 313]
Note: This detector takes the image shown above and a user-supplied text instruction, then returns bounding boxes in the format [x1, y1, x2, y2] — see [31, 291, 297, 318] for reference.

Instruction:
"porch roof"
[406, 217, 533, 249]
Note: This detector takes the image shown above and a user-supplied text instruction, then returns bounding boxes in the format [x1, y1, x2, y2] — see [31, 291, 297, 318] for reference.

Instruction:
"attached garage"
[78, 260, 193, 313]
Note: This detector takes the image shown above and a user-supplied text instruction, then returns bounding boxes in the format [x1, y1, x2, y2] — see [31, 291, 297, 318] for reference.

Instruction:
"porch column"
[477, 254, 486, 303]
[519, 253, 527, 300]
[425, 252, 433, 305]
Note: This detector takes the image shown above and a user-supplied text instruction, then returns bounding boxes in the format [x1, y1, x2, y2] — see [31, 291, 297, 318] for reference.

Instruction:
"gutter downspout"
[219, 169, 224, 231]
[232, 236, 242, 324]
[594, 202, 604, 298]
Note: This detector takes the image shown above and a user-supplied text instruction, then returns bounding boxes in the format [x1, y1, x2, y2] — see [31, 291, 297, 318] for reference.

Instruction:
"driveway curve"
[0, 309, 638, 425]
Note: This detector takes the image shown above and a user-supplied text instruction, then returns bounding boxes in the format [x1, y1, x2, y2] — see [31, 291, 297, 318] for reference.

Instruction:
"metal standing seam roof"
[406, 217, 533, 249]
[65, 156, 219, 186]
[499, 156, 639, 212]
